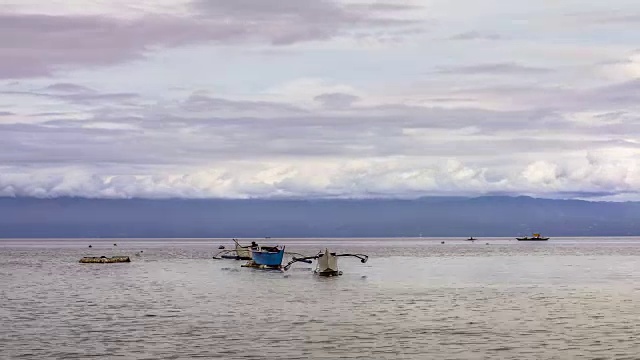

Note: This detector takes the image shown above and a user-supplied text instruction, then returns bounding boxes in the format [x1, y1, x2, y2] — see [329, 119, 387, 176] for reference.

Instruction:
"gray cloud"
[50, 93, 139, 106]
[436, 62, 553, 75]
[0, 1, 418, 79]
[43, 83, 95, 93]
[192, 0, 417, 24]
[182, 94, 306, 115]
[1, 96, 639, 200]
[565, 11, 640, 25]
[452, 78, 640, 112]
[1, 84, 138, 106]
[590, 79, 640, 106]
[314, 93, 360, 108]
[600, 15, 640, 23]
[1, 83, 637, 166]
[448, 31, 503, 41]
[428, 97, 477, 103]
[0, 14, 154, 78]
[192, 0, 418, 45]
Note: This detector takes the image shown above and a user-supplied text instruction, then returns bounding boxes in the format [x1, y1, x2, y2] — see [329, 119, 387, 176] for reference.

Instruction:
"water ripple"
[2, 239, 640, 359]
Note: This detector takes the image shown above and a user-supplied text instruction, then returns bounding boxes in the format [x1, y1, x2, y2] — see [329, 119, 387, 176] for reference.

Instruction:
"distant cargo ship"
[516, 233, 549, 241]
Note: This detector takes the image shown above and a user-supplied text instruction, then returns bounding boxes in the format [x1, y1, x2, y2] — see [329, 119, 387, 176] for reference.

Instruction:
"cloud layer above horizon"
[2, 0, 640, 201]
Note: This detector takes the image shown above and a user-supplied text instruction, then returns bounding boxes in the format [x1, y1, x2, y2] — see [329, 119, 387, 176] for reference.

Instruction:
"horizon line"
[2, 236, 640, 240]
[0, 194, 633, 203]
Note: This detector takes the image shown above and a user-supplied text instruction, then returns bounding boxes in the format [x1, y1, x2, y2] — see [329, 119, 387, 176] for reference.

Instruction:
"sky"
[1, 0, 640, 201]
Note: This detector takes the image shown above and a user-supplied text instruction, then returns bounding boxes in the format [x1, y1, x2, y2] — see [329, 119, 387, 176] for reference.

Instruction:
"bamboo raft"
[79, 256, 131, 264]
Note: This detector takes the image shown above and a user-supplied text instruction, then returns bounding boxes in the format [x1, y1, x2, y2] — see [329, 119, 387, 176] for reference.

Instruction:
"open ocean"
[1, 237, 640, 359]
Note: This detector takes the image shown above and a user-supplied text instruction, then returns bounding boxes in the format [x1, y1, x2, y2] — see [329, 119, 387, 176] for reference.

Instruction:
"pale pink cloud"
[0, 1, 418, 79]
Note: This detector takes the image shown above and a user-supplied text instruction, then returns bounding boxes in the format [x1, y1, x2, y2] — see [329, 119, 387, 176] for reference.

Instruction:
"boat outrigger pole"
[283, 253, 368, 270]
[284, 249, 369, 276]
[283, 256, 315, 270]
[212, 249, 239, 260]
[336, 253, 368, 263]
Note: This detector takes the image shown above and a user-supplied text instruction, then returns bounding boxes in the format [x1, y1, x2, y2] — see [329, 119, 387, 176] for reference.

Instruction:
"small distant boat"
[516, 233, 549, 241]
[466, 237, 476, 241]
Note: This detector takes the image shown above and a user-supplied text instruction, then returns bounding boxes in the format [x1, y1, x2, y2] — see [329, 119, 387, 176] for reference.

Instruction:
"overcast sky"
[1, 0, 640, 200]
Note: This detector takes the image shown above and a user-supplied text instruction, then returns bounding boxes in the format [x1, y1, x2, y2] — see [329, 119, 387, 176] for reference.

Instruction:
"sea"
[1, 237, 639, 359]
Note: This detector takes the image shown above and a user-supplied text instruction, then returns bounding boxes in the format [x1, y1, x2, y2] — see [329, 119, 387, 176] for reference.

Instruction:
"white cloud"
[2, 149, 640, 200]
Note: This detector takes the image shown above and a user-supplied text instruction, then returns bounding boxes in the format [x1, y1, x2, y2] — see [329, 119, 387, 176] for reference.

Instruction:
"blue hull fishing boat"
[243, 246, 286, 269]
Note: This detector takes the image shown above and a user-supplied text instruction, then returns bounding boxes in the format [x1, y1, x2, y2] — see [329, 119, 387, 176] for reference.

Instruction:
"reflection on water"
[2, 238, 640, 359]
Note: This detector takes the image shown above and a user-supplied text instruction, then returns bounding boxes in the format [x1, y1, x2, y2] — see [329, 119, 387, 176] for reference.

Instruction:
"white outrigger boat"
[212, 239, 255, 260]
[284, 248, 368, 276]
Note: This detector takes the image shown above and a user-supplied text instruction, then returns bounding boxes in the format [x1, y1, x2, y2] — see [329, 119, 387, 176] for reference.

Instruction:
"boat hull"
[316, 270, 342, 277]
[251, 248, 285, 266]
[315, 249, 342, 276]
[516, 238, 549, 241]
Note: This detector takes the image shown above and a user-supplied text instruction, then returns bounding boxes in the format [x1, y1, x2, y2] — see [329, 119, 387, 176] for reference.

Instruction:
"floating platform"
[79, 256, 131, 263]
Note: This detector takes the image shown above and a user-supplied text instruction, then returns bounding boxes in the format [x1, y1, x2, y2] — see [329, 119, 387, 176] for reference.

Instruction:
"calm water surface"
[1, 237, 640, 359]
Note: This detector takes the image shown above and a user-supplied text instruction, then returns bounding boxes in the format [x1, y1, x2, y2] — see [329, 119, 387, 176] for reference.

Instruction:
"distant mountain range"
[1, 196, 639, 238]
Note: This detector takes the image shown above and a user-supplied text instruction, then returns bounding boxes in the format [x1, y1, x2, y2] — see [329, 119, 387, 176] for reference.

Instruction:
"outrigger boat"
[242, 245, 286, 270]
[284, 248, 368, 276]
[212, 239, 255, 260]
[516, 233, 549, 241]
